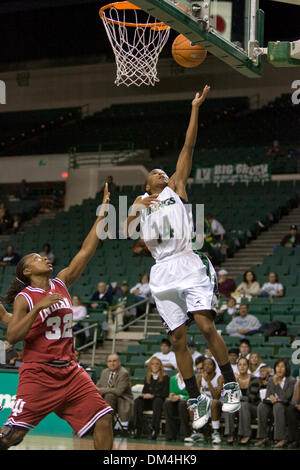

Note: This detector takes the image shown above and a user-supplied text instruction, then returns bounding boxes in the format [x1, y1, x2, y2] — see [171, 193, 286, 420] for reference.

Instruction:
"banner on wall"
[194, 163, 270, 184]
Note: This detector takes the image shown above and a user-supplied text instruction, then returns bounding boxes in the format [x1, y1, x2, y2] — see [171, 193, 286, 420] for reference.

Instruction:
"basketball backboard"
[130, 0, 264, 77]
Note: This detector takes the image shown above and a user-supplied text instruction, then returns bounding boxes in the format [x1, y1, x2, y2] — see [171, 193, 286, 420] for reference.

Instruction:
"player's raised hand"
[36, 294, 64, 310]
[192, 85, 211, 107]
[133, 194, 159, 210]
[102, 182, 110, 205]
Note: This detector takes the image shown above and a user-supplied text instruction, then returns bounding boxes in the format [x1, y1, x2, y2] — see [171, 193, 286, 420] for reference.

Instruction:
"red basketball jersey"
[16, 277, 75, 363]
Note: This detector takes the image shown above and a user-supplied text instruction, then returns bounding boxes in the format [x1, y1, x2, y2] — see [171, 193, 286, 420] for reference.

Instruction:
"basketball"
[171, 34, 207, 68]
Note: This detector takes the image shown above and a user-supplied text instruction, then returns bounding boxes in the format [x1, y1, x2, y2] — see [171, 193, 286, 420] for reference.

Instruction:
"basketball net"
[99, 2, 170, 87]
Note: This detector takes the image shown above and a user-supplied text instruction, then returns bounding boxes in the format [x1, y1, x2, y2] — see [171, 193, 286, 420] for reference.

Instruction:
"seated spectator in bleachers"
[39, 243, 55, 264]
[234, 270, 260, 300]
[226, 303, 261, 338]
[249, 352, 266, 378]
[110, 281, 137, 328]
[266, 139, 284, 159]
[187, 339, 202, 372]
[0, 244, 20, 266]
[260, 272, 284, 298]
[256, 358, 296, 448]
[133, 356, 169, 440]
[215, 296, 237, 324]
[132, 238, 151, 256]
[0, 205, 11, 235]
[287, 379, 300, 448]
[232, 357, 261, 445]
[71, 295, 89, 344]
[239, 338, 251, 360]
[145, 338, 177, 371]
[228, 348, 239, 375]
[130, 273, 151, 301]
[195, 355, 205, 376]
[207, 214, 226, 241]
[90, 281, 113, 309]
[163, 370, 191, 441]
[196, 357, 223, 444]
[280, 224, 300, 249]
[10, 215, 21, 234]
[4, 340, 22, 366]
[96, 353, 133, 433]
[218, 270, 236, 298]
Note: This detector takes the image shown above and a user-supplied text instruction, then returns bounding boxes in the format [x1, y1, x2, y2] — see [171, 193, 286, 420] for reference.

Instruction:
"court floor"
[11, 434, 233, 451]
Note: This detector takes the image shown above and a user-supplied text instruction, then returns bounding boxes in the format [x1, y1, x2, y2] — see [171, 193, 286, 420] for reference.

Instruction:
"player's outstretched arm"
[125, 194, 159, 238]
[57, 183, 110, 288]
[7, 294, 63, 344]
[0, 303, 12, 326]
[169, 85, 210, 199]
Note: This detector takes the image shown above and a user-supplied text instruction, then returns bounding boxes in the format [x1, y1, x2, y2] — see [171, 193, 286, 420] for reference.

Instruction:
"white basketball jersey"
[140, 186, 193, 262]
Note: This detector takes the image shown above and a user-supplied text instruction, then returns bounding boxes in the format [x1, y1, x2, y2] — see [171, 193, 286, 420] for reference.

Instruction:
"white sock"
[212, 420, 220, 430]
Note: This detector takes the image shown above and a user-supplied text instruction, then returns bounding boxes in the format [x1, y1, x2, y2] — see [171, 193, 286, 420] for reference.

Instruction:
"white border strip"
[77, 406, 113, 437]
[54, 277, 68, 290]
[16, 292, 34, 311]
[6, 417, 35, 430]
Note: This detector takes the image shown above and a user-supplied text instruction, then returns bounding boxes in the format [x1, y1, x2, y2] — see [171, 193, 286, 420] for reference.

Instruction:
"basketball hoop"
[99, 1, 170, 86]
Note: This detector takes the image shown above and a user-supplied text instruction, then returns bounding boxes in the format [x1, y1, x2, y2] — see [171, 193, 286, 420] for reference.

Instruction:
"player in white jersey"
[126, 86, 241, 429]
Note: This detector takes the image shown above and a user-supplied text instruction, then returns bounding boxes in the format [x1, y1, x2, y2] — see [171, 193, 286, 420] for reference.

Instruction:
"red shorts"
[5, 362, 112, 437]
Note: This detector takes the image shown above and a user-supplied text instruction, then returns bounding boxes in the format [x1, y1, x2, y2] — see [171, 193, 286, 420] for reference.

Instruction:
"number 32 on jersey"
[45, 314, 73, 340]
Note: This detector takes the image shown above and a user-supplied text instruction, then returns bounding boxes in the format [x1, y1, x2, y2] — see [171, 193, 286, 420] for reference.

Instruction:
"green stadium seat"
[125, 344, 148, 356]
[277, 348, 292, 359]
[272, 314, 293, 324]
[267, 337, 291, 346]
[255, 347, 274, 358]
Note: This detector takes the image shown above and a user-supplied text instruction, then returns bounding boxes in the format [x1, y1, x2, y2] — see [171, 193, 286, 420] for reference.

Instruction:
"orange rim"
[99, 1, 169, 30]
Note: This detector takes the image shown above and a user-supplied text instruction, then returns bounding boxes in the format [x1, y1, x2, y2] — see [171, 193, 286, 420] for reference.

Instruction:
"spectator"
[110, 281, 137, 328]
[215, 296, 237, 324]
[206, 214, 226, 241]
[0, 245, 21, 266]
[218, 270, 236, 298]
[228, 348, 239, 375]
[19, 179, 29, 200]
[145, 338, 177, 371]
[234, 270, 260, 300]
[39, 243, 55, 264]
[71, 295, 88, 344]
[106, 175, 117, 194]
[226, 303, 261, 338]
[195, 355, 205, 376]
[130, 274, 151, 301]
[133, 356, 169, 440]
[256, 358, 296, 448]
[279, 224, 300, 249]
[163, 370, 191, 441]
[236, 358, 261, 445]
[196, 357, 223, 444]
[187, 339, 202, 372]
[132, 238, 151, 256]
[0, 206, 11, 235]
[96, 353, 133, 433]
[260, 272, 284, 298]
[4, 340, 22, 366]
[287, 379, 300, 448]
[249, 352, 267, 378]
[239, 339, 251, 360]
[266, 139, 284, 159]
[258, 364, 274, 390]
[90, 282, 113, 309]
[10, 215, 21, 234]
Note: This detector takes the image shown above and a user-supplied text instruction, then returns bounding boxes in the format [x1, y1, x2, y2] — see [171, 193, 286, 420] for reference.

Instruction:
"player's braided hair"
[1, 256, 30, 305]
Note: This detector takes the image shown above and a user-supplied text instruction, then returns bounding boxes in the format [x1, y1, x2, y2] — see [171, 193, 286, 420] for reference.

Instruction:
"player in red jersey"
[0, 184, 113, 450]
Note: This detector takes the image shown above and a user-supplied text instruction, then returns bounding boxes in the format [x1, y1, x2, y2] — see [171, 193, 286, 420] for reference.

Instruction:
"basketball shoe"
[187, 394, 212, 429]
[222, 382, 241, 412]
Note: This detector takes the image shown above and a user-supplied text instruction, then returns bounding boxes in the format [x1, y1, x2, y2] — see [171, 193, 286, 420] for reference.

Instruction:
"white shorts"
[149, 250, 218, 334]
